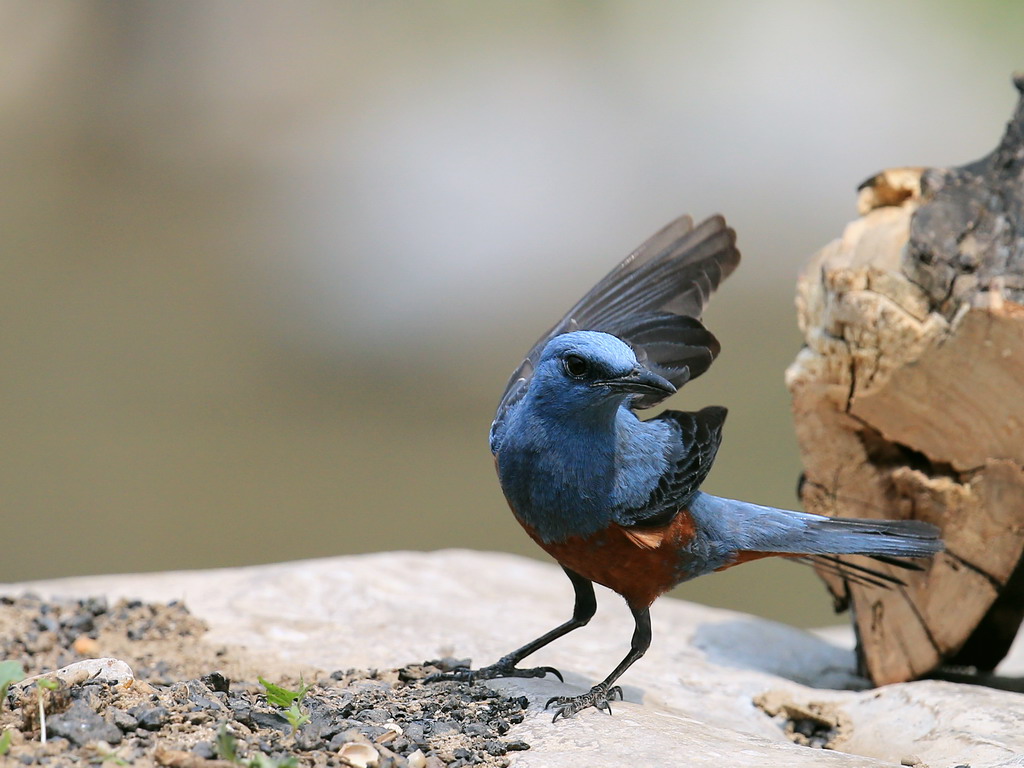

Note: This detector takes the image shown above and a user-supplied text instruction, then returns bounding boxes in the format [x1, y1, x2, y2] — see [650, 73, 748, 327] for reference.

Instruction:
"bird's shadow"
[693, 618, 1024, 694]
[927, 667, 1024, 694]
[691, 618, 869, 691]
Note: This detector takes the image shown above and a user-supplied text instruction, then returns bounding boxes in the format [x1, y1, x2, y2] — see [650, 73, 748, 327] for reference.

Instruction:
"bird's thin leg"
[546, 603, 651, 721]
[427, 567, 596, 684]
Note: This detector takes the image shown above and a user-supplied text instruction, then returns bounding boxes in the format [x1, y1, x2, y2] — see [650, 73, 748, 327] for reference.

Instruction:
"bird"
[433, 214, 943, 721]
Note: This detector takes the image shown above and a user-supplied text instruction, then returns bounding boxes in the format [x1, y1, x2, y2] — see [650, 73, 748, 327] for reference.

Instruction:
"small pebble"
[106, 707, 138, 733]
[80, 597, 108, 615]
[191, 740, 216, 760]
[47, 700, 122, 747]
[402, 722, 427, 744]
[295, 724, 323, 751]
[483, 739, 506, 756]
[462, 723, 492, 738]
[132, 705, 169, 731]
[201, 671, 230, 693]
[354, 708, 390, 725]
[62, 613, 95, 634]
[71, 636, 100, 656]
[428, 720, 461, 737]
[34, 615, 59, 634]
[249, 710, 291, 732]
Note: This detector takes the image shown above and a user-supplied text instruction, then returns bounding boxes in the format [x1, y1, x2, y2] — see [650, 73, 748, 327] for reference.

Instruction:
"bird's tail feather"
[693, 493, 944, 561]
[801, 554, 917, 589]
[795, 515, 943, 559]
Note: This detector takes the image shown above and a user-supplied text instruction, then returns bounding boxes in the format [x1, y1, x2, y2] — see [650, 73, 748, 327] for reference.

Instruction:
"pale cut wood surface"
[786, 77, 1024, 683]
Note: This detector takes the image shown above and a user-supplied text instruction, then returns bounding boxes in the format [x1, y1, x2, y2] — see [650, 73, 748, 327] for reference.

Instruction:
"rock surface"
[13, 657, 135, 693]
[3, 550, 1023, 767]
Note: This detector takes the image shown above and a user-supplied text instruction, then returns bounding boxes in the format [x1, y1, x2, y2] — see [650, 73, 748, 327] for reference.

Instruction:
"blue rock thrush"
[435, 214, 942, 720]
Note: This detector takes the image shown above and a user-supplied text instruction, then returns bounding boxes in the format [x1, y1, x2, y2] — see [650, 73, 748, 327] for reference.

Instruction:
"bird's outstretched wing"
[494, 215, 740, 428]
[612, 406, 727, 529]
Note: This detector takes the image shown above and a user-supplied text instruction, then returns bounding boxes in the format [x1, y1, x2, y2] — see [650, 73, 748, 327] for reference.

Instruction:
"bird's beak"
[597, 366, 677, 397]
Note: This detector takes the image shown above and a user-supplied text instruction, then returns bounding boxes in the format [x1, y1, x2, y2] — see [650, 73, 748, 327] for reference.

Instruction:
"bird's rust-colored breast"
[518, 510, 698, 609]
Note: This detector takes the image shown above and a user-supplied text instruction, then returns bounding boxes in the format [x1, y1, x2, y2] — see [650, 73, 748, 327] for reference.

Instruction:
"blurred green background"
[1, 1, 1021, 627]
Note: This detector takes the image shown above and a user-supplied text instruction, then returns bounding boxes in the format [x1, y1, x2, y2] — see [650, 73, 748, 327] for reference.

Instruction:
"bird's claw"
[545, 684, 623, 722]
[424, 667, 476, 684]
[426, 660, 563, 685]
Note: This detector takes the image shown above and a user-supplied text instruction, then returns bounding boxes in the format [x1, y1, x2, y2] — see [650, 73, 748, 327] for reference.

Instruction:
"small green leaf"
[0, 729, 12, 756]
[248, 756, 298, 768]
[284, 702, 310, 731]
[0, 661, 25, 701]
[37, 678, 59, 691]
[258, 677, 309, 709]
[216, 723, 238, 762]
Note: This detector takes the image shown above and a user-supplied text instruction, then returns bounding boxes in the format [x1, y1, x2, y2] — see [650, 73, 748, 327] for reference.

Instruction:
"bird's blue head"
[528, 331, 676, 418]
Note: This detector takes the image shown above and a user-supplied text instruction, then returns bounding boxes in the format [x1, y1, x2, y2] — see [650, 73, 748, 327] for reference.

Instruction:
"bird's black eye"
[563, 354, 589, 379]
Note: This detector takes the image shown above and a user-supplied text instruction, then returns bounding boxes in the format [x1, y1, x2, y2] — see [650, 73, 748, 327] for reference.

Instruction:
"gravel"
[0, 595, 531, 767]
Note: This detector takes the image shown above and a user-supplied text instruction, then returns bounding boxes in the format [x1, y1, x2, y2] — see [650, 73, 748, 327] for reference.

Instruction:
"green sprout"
[0, 661, 25, 756]
[258, 677, 310, 708]
[217, 723, 298, 768]
[258, 677, 311, 733]
[249, 756, 298, 768]
[216, 723, 239, 762]
[1, 665, 58, 746]
[283, 701, 310, 733]
[0, 661, 24, 702]
[98, 747, 129, 765]
[36, 677, 59, 744]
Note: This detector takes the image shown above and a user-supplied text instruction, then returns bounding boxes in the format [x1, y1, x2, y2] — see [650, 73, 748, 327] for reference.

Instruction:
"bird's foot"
[545, 684, 622, 722]
[426, 655, 563, 685]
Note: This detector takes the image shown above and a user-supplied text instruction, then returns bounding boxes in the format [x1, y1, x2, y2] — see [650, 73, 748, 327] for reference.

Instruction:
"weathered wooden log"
[786, 75, 1024, 685]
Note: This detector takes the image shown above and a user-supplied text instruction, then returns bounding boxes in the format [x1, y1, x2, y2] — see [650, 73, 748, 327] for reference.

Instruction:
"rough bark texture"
[786, 76, 1024, 685]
